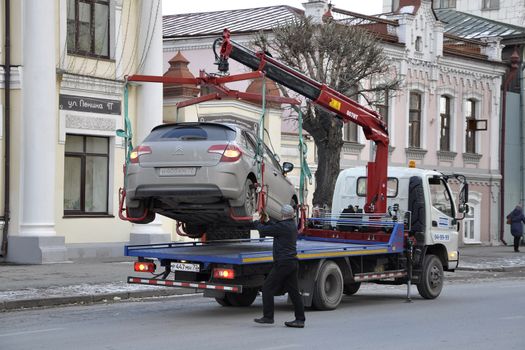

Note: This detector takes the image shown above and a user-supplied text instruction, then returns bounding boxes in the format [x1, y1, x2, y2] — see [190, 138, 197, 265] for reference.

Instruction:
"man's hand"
[252, 211, 261, 222]
[260, 211, 270, 223]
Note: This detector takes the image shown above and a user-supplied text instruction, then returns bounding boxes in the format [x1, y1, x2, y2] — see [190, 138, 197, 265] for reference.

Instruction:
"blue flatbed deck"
[125, 224, 405, 265]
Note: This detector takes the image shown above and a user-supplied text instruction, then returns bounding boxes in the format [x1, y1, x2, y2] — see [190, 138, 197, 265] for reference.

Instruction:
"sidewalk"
[1, 245, 525, 311]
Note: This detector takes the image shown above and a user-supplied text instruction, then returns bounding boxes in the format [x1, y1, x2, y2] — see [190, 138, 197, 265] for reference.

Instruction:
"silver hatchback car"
[125, 122, 297, 240]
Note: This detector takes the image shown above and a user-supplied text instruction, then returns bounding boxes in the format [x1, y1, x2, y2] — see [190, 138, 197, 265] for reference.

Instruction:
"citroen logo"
[173, 147, 184, 155]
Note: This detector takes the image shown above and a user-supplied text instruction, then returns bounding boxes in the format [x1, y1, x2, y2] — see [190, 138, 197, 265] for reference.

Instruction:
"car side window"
[242, 132, 257, 154]
[264, 145, 282, 172]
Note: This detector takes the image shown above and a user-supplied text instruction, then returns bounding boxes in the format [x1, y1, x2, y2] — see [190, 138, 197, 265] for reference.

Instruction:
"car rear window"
[145, 125, 236, 142]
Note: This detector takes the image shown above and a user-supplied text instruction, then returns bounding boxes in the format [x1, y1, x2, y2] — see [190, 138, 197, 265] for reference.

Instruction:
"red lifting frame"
[219, 30, 389, 213]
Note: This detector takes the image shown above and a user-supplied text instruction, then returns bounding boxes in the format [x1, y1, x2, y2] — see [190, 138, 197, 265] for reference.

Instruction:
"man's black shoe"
[284, 320, 305, 328]
[254, 317, 274, 324]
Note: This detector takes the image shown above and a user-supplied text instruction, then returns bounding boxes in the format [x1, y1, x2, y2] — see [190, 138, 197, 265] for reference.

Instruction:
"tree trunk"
[303, 108, 344, 208]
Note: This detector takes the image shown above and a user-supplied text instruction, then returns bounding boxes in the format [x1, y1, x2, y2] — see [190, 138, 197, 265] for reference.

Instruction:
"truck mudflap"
[127, 277, 243, 293]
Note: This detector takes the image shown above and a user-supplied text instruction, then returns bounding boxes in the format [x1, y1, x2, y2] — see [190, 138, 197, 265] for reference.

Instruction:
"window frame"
[408, 92, 422, 148]
[64, 134, 110, 217]
[433, 0, 456, 9]
[376, 89, 390, 130]
[67, 0, 111, 59]
[482, 0, 499, 10]
[439, 95, 451, 151]
[465, 98, 477, 154]
[356, 177, 399, 198]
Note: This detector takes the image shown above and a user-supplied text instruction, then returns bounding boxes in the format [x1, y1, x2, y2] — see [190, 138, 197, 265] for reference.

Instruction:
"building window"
[67, 0, 110, 58]
[64, 135, 109, 215]
[415, 36, 422, 52]
[343, 123, 358, 142]
[433, 0, 456, 9]
[482, 0, 499, 10]
[465, 99, 477, 153]
[440, 96, 451, 151]
[376, 89, 390, 129]
[409, 92, 422, 148]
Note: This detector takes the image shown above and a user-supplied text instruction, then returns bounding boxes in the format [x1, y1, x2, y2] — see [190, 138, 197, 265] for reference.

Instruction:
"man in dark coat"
[506, 204, 525, 252]
[252, 204, 305, 328]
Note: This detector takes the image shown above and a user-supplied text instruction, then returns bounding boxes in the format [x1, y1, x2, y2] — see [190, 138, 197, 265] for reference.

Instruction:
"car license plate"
[171, 262, 200, 273]
[159, 167, 196, 176]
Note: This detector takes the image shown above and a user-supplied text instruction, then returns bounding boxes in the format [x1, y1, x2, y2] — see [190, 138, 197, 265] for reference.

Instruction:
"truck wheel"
[343, 282, 361, 296]
[312, 261, 343, 310]
[417, 254, 444, 299]
[225, 288, 258, 307]
[215, 296, 232, 307]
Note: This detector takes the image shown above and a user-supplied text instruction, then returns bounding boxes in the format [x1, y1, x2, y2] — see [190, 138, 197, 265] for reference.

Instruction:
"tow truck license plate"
[159, 167, 196, 176]
[171, 262, 200, 273]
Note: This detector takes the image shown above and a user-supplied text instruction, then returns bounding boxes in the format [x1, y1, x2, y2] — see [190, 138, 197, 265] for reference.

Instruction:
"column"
[8, 0, 67, 263]
[129, 0, 170, 244]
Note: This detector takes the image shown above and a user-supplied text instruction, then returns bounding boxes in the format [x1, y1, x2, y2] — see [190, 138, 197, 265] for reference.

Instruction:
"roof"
[435, 8, 525, 40]
[163, 5, 303, 38]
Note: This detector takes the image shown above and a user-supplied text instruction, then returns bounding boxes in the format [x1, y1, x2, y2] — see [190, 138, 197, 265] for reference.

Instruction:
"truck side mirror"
[282, 162, 294, 174]
[459, 183, 468, 204]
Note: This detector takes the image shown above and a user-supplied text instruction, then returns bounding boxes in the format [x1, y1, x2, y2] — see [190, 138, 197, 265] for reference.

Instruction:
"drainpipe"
[499, 47, 520, 245]
[1, 0, 10, 257]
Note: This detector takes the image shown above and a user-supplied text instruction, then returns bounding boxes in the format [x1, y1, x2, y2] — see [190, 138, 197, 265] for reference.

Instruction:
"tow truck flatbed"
[125, 223, 405, 265]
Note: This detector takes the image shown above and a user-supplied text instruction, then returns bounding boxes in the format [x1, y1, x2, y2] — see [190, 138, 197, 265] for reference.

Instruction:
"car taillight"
[207, 144, 242, 162]
[129, 145, 152, 164]
[213, 268, 235, 279]
[134, 261, 156, 273]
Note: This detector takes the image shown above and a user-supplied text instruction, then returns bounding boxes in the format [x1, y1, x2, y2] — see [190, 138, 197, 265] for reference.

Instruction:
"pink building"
[162, 0, 507, 245]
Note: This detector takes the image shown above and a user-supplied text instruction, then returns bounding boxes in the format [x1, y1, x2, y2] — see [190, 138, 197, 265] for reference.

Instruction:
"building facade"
[1, 0, 171, 264]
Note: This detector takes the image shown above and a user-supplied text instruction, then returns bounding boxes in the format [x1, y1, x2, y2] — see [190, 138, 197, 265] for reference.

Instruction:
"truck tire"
[225, 288, 258, 307]
[184, 224, 207, 239]
[417, 254, 444, 299]
[408, 176, 426, 243]
[343, 282, 361, 296]
[215, 296, 232, 307]
[312, 261, 344, 310]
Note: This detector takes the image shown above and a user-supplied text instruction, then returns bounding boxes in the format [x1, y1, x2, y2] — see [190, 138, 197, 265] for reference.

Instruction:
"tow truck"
[122, 29, 469, 309]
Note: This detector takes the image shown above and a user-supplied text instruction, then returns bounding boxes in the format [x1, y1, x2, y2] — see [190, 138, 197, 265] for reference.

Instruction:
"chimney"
[303, 0, 329, 24]
[394, 0, 422, 15]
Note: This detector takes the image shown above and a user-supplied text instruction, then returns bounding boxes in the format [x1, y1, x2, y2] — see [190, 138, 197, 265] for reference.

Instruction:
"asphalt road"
[1, 279, 524, 350]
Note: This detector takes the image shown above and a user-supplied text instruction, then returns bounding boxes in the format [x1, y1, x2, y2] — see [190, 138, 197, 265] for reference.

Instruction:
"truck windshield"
[428, 178, 454, 217]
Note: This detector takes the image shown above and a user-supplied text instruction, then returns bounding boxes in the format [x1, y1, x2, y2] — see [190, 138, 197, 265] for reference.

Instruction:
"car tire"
[215, 296, 232, 307]
[343, 282, 361, 296]
[234, 178, 258, 218]
[206, 227, 250, 241]
[184, 224, 207, 239]
[127, 200, 155, 224]
[225, 288, 258, 307]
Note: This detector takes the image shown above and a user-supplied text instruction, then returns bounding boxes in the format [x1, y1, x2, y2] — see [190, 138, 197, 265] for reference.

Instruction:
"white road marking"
[259, 345, 301, 350]
[0, 328, 65, 338]
[499, 315, 525, 320]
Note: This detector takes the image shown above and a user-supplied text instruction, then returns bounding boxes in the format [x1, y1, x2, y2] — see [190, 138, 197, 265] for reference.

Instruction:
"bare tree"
[254, 16, 399, 208]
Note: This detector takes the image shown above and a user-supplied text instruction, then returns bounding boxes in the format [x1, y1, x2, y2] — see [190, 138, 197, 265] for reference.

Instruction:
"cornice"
[59, 73, 124, 97]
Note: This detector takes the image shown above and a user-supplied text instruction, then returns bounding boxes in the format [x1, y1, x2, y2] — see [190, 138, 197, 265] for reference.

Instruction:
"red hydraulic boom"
[217, 29, 389, 213]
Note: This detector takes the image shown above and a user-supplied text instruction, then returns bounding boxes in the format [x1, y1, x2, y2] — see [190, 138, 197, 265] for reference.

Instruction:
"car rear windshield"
[145, 124, 236, 142]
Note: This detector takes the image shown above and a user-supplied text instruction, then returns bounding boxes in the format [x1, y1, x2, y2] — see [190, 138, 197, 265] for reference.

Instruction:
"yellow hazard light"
[408, 160, 416, 168]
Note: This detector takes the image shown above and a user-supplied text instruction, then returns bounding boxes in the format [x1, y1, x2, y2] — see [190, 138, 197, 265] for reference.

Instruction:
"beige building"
[0, 0, 175, 264]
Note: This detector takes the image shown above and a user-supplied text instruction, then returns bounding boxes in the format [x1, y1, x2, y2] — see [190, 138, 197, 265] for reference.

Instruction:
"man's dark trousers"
[262, 259, 305, 321]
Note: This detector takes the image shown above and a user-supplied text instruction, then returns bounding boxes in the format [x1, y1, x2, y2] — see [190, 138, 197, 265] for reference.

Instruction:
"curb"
[456, 266, 525, 272]
[1, 288, 198, 312]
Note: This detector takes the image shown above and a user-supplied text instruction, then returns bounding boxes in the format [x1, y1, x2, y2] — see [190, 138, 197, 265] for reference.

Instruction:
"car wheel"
[206, 227, 250, 241]
[184, 224, 207, 239]
[234, 178, 257, 217]
[417, 254, 444, 299]
[312, 261, 344, 310]
[127, 200, 155, 224]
